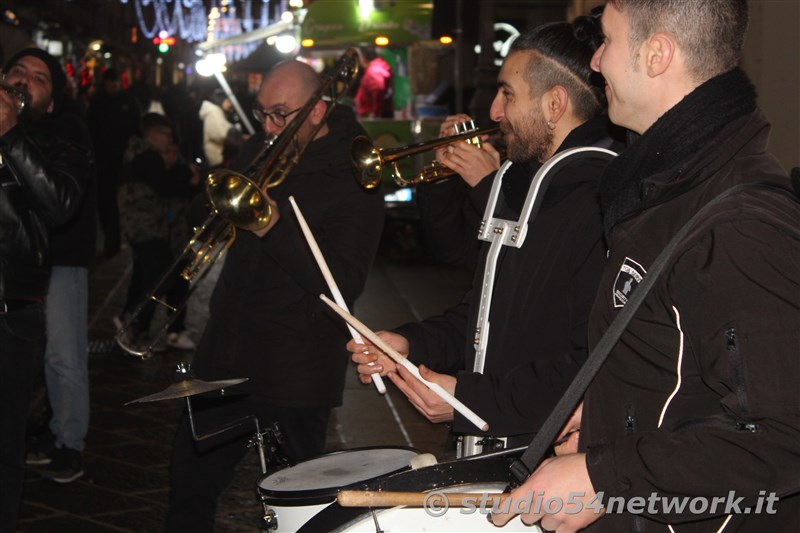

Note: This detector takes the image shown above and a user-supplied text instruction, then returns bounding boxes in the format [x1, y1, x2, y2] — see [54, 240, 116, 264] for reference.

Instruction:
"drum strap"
[510, 181, 800, 484]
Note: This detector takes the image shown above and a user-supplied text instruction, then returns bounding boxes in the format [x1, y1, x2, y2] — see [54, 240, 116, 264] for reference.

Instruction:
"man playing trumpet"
[351, 15, 622, 455]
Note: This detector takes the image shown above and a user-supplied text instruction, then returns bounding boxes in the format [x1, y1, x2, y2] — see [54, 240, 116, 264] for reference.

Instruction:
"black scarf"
[600, 68, 757, 236]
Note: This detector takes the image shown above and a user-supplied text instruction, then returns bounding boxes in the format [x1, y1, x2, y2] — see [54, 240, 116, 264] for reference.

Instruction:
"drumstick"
[337, 490, 511, 507]
[320, 294, 489, 432]
[289, 196, 386, 395]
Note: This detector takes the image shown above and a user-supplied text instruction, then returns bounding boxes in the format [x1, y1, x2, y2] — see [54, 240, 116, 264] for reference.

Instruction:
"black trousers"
[124, 239, 188, 334]
[0, 304, 45, 533]
[166, 394, 329, 532]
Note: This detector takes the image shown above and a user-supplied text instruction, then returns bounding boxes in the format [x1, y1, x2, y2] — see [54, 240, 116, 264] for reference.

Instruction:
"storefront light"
[281, 11, 294, 23]
[374, 36, 389, 46]
[195, 53, 227, 77]
[289, 0, 304, 8]
[439, 36, 453, 45]
[358, 0, 375, 19]
[275, 34, 297, 54]
[301, 38, 315, 48]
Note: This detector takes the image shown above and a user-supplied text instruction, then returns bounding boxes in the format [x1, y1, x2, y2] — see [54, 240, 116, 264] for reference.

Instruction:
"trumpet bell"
[351, 135, 382, 189]
[206, 169, 272, 231]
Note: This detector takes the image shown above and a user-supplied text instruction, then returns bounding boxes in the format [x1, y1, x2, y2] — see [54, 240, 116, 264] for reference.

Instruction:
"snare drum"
[258, 446, 420, 532]
[298, 446, 540, 532]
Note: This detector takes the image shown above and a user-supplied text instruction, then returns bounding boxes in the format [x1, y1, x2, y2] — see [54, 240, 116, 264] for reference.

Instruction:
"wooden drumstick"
[289, 196, 386, 394]
[337, 490, 512, 507]
[320, 294, 490, 432]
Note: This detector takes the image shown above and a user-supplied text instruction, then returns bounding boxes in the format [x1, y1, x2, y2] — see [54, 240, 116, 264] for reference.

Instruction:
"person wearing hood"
[166, 59, 385, 531]
[0, 47, 91, 531]
[198, 88, 234, 168]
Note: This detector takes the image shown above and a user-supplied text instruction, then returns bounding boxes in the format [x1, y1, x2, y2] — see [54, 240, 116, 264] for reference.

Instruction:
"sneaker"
[26, 438, 55, 466]
[41, 447, 84, 483]
[167, 331, 196, 350]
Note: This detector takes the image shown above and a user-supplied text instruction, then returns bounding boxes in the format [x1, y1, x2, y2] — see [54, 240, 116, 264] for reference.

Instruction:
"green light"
[158, 42, 170, 53]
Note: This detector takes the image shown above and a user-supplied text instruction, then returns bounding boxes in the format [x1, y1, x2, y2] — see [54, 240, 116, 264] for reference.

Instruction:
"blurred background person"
[355, 47, 393, 118]
[87, 67, 142, 258]
[199, 87, 234, 168]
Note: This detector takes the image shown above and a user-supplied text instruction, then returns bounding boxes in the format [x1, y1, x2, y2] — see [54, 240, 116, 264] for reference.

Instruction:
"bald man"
[166, 59, 385, 531]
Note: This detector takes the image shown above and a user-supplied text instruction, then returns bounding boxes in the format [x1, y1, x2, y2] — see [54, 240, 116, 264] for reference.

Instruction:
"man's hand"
[554, 402, 582, 456]
[0, 88, 20, 137]
[347, 331, 408, 384]
[434, 113, 500, 187]
[252, 193, 280, 237]
[491, 453, 602, 532]
[388, 364, 455, 424]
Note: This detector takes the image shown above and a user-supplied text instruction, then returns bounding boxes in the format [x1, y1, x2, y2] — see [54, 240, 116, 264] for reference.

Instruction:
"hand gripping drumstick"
[320, 294, 489, 432]
[289, 197, 386, 394]
[337, 490, 511, 508]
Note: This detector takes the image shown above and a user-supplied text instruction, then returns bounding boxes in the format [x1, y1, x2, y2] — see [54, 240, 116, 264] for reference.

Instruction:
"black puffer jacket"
[0, 117, 92, 299]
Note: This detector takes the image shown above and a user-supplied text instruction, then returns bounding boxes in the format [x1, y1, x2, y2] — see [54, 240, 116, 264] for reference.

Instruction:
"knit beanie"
[4, 47, 67, 114]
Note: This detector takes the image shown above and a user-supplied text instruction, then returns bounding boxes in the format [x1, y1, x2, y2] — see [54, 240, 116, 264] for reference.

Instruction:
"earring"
[546, 121, 556, 130]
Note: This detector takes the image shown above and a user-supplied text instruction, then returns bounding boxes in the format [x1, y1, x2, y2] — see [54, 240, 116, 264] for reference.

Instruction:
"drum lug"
[262, 505, 278, 530]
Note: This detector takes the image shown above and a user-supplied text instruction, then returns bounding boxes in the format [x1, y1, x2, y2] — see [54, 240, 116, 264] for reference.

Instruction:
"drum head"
[259, 447, 419, 505]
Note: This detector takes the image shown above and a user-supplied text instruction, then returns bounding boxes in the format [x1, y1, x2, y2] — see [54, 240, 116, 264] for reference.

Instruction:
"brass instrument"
[207, 48, 360, 231]
[0, 74, 29, 115]
[115, 48, 361, 359]
[352, 123, 499, 189]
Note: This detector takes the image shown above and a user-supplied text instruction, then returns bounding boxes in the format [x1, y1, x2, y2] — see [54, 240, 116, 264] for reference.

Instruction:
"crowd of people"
[1, 1, 798, 532]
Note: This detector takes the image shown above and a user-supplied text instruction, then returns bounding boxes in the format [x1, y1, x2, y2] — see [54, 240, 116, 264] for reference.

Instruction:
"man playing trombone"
[350, 15, 623, 456]
[166, 58, 385, 531]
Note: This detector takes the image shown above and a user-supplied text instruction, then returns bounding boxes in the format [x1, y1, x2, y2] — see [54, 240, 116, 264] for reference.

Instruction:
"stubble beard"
[503, 105, 553, 164]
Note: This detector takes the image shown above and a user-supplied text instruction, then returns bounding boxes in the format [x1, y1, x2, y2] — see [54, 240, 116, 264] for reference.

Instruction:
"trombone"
[352, 123, 499, 189]
[115, 48, 361, 359]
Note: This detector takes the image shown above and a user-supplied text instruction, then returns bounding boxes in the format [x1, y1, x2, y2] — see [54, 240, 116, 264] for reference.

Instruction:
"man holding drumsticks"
[166, 59, 384, 531]
[492, 1, 800, 530]
[350, 15, 623, 456]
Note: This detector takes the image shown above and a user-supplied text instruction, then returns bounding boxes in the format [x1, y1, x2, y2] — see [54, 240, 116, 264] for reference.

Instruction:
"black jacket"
[193, 105, 385, 408]
[582, 109, 800, 531]
[0, 116, 92, 299]
[395, 116, 619, 442]
[48, 109, 97, 268]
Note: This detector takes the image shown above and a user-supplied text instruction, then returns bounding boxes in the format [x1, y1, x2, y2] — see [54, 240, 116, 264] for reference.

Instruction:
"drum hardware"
[258, 447, 421, 532]
[457, 435, 508, 458]
[126, 363, 279, 477]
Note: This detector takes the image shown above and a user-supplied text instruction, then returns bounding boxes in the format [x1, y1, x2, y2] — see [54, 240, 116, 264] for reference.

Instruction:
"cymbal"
[126, 378, 249, 405]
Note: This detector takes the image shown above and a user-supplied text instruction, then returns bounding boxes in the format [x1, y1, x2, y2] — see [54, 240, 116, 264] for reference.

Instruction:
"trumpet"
[352, 123, 499, 189]
[0, 74, 29, 115]
[115, 48, 361, 358]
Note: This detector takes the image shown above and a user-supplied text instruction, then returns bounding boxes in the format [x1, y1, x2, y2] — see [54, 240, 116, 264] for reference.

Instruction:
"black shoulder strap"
[510, 180, 799, 484]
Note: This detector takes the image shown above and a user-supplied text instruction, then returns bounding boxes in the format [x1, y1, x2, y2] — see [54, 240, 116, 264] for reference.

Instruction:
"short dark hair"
[141, 112, 173, 136]
[608, 0, 749, 82]
[509, 15, 606, 122]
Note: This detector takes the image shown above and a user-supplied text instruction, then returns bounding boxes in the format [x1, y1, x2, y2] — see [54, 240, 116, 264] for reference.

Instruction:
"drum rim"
[257, 445, 421, 505]
[295, 447, 525, 532]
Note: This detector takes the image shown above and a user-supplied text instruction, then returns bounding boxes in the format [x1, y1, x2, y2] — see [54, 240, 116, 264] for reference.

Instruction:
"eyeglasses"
[251, 106, 301, 127]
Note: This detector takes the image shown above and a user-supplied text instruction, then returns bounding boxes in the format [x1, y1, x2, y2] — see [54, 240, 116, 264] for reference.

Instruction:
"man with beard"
[492, 1, 800, 531]
[0, 48, 91, 530]
[350, 17, 622, 456]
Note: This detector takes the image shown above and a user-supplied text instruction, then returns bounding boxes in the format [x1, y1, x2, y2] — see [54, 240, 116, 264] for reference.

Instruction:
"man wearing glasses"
[166, 59, 385, 531]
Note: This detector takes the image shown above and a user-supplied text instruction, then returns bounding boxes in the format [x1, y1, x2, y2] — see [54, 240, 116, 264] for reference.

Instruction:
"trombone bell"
[351, 135, 383, 189]
[206, 169, 272, 232]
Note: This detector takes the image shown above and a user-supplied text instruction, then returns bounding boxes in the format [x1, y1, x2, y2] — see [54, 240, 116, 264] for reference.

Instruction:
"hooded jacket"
[192, 105, 385, 408]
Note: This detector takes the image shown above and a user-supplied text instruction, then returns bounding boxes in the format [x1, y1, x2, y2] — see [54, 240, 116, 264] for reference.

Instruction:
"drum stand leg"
[185, 397, 271, 475]
[371, 508, 384, 533]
